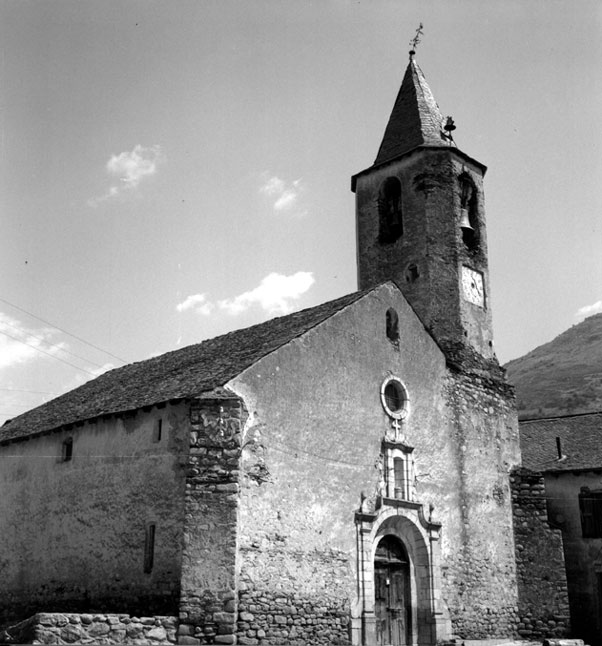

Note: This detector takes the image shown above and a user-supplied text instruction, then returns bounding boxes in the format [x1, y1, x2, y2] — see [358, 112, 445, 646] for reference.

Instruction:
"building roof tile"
[0, 290, 369, 444]
[520, 412, 602, 473]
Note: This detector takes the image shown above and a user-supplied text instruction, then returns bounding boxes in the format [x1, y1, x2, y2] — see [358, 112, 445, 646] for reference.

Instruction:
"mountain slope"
[505, 313, 602, 419]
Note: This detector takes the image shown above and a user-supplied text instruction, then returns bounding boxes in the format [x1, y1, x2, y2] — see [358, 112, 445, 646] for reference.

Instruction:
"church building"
[0, 52, 566, 645]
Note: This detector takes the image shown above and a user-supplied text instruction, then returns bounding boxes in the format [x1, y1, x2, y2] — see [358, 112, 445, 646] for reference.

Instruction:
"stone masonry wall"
[441, 369, 521, 638]
[236, 552, 350, 646]
[178, 393, 246, 645]
[511, 468, 570, 639]
[2, 613, 177, 645]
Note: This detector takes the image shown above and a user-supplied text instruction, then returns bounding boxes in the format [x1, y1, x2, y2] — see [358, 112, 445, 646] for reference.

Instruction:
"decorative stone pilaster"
[178, 391, 247, 645]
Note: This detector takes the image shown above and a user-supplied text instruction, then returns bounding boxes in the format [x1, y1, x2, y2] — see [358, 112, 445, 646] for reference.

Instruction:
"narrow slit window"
[394, 457, 405, 499]
[144, 523, 156, 573]
[62, 438, 73, 462]
[153, 419, 163, 443]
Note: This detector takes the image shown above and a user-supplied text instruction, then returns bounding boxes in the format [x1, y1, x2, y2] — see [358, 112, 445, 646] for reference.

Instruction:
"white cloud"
[0, 313, 67, 369]
[88, 144, 163, 207]
[177, 272, 315, 319]
[574, 300, 602, 321]
[176, 294, 215, 316]
[218, 271, 315, 315]
[259, 172, 305, 215]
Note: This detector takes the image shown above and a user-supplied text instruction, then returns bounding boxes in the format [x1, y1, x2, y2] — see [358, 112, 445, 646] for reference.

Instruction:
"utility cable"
[0, 330, 98, 377]
[0, 320, 111, 371]
[0, 388, 60, 395]
[0, 296, 127, 364]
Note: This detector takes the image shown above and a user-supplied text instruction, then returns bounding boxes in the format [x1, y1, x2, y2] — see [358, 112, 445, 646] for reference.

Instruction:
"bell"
[459, 210, 474, 232]
[444, 116, 456, 132]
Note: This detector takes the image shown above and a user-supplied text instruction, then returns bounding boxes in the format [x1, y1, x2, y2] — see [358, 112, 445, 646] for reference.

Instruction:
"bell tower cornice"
[351, 145, 487, 192]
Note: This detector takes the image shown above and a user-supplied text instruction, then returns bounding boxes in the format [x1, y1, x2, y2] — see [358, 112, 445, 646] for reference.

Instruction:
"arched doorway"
[374, 535, 411, 646]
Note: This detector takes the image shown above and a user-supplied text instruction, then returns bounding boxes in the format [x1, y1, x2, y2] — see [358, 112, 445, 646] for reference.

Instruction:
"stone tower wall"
[354, 148, 494, 358]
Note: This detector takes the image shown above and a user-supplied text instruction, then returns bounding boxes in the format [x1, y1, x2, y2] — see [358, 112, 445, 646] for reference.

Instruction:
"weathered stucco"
[228, 282, 520, 643]
[0, 403, 189, 624]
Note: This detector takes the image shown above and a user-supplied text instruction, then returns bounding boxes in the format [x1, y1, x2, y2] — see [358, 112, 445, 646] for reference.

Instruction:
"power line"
[0, 320, 111, 371]
[0, 296, 127, 364]
[0, 330, 98, 377]
[0, 388, 60, 395]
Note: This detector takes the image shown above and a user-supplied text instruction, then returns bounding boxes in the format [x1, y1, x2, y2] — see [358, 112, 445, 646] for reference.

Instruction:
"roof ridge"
[0, 287, 380, 444]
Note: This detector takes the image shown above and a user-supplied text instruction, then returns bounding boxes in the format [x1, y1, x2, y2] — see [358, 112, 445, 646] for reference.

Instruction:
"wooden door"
[374, 536, 411, 646]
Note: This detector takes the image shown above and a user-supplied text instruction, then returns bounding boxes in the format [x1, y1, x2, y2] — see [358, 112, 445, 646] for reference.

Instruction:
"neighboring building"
[0, 53, 568, 646]
[521, 411, 602, 646]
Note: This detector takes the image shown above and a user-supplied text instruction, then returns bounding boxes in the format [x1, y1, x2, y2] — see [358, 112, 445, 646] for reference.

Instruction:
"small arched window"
[386, 308, 399, 343]
[405, 263, 419, 283]
[378, 177, 403, 243]
[459, 173, 479, 250]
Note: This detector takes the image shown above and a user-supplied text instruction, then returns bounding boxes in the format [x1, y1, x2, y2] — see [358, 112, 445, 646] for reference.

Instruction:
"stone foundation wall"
[236, 583, 349, 646]
[511, 468, 570, 639]
[236, 555, 350, 646]
[2, 613, 177, 645]
[178, 393, 245, 645]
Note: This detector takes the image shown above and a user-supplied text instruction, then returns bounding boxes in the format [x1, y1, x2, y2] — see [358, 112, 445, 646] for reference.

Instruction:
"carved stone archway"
[353, 500, 450, 646]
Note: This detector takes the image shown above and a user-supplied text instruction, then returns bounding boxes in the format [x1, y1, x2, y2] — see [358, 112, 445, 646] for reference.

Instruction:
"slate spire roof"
[374, 55, 445, 165]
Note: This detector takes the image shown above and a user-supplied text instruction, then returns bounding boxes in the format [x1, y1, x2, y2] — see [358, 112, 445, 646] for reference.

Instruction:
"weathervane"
[409, 23, 424, 58]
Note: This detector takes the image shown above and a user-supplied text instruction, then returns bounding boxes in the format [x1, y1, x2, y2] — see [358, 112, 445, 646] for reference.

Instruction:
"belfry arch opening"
[378, 177, 403, 243]
[458, 173, 479, 250]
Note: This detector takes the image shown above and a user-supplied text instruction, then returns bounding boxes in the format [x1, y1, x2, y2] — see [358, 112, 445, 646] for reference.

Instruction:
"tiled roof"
[0, 290, 370, 444]
[374, 58, 445, 165]
[520, 412, 602, 473]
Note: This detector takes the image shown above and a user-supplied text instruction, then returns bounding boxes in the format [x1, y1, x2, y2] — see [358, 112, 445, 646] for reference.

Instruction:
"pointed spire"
[374, 55, 445, 165]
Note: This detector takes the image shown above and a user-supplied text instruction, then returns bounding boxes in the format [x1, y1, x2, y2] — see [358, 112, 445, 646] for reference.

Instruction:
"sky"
[1, 0, 601, 425]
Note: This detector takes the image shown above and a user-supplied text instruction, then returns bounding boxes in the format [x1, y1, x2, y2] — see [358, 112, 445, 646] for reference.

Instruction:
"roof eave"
[351, 145, 487, 192]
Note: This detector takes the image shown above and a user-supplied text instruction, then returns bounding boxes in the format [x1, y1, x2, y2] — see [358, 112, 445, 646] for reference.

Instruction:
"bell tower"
[352, 53, 494, 359]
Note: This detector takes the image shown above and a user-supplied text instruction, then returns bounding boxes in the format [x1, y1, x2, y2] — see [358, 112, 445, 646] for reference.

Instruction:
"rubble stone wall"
[3, 612, 177, 645]
[511, 468, 570, 639]
[178, 395, 245, 645]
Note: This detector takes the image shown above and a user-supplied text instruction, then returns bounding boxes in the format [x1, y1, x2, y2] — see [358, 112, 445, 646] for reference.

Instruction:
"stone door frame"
[353, 500, 450, 646]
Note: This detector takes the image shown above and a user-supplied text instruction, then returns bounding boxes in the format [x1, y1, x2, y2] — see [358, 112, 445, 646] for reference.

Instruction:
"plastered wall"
[0, 403, 189, 624]
[229, 283, 520, 642]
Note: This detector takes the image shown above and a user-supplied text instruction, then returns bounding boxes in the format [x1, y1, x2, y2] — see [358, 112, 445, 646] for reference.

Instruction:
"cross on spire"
[409, 22, 424, 58]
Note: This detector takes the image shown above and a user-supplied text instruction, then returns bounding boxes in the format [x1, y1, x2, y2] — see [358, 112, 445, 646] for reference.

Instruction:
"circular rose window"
[380, 376, 409, 420]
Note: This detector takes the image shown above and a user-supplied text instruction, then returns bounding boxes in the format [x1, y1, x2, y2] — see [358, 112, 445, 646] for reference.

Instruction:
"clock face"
[462, 266, 485, 307]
